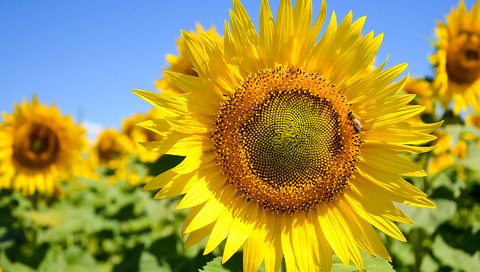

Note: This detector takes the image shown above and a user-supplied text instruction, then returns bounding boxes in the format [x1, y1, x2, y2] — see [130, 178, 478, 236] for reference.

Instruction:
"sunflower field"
[1, 0, 480, 271]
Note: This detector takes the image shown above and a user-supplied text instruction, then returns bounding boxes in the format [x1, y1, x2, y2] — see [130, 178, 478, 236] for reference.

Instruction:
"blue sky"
[0, 0, 475, 136]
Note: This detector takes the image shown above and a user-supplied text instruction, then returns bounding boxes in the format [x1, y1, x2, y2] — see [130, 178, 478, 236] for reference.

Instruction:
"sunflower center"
[446, 31, 480, 84]
[13, 123, 60, 169]
[241, 91, 343, 187]
[97, 137, 123, 163]
[212, 66, 362, 214]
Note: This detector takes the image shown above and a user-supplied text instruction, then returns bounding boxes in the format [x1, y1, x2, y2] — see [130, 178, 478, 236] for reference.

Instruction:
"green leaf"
[37, 245, 109, 272]
[432, 235, 480, 271]
[388, 239, 415, 267]
[419, 254, 439, 272]
[199, 252, 242, 272]
[0, 252, 36, 272]
[199, 257, 235, 272]
[139, 251, 171, 272]
[332, 251, 395, 272]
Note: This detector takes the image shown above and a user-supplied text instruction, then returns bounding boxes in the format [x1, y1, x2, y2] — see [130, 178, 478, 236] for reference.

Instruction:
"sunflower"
[429, 131, 454, 175]
[136, 0, 440, 271]
[121, 109, 163, 163]
[431, 0, 480, 115]
[466, 112, 480, 128]
[0, 96, 86, 195]
[403, 78, 434, 113]
[91, 129, 130, 172]
[154, 24, 222, 95]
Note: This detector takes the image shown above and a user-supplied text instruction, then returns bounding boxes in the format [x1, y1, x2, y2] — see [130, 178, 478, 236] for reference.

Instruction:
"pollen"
[211, 66, 362, 214]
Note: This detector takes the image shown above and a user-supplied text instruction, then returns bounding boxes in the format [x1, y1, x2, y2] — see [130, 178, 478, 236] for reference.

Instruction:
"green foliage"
[0, 155, 214, 272]
[387, 113, 480, 272]
[332, 251, 394, 272]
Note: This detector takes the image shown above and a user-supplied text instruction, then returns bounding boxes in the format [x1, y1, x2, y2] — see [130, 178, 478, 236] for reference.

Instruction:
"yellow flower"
[403, 78, 434, 113]
[121, 109, 163, 163]
[91, 129, 130, 171]
[466, 113, 480, 128]
[136, 0, 440, 271]
[428, 132, 468, 175]
[429, 153, 455, 175]
[0, 96, 86, 195]
[451, 140, 467, 159]
[433, 131, 452, 155]
[431, 0, 480, 115]
[155, 24, 222, 95]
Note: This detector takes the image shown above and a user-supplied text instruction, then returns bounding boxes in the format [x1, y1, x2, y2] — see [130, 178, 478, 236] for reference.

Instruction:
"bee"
[348, 111, 362, 133]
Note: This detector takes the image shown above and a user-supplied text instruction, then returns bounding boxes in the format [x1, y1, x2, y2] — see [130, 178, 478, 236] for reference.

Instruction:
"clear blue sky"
[0, 0, 475, 132]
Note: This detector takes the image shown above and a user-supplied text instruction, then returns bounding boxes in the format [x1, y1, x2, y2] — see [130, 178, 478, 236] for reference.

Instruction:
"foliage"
[386, 112, 480, 272]
[0, 156, 219, 271]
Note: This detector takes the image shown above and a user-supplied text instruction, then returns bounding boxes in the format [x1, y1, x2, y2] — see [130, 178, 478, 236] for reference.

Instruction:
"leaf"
[199, 257, 235, 272]
[196, 254, 244, 272]
[419, 254, 439, 272]
[397, 199, 456, 235]
[388, 239, 415, 267]
[139, 251, 171, 272]
[332, 251, 395, 272]
[0, 252, 36, 272]
[432, 235, 480, 271]
[37, 245, 109, 272]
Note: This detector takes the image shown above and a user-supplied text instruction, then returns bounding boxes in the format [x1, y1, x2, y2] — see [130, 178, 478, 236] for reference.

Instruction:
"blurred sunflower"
[431, 0, 480, 115]
[466, 112, 480, 128]
[91, 129, 130, 173]
[0, 96, 86, 195]
[136, 0, 440, 271]
[429, 131, 455, 175]
[155, 24, 222, 95]
[403, 78, 434, 113]
[121, 109, 163, 163]
[428, 130, 469, 178]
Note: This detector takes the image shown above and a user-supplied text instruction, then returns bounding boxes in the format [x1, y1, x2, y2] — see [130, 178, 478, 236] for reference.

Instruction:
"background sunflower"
[0, 96, 86, 195]
[431, 0, 480, 114]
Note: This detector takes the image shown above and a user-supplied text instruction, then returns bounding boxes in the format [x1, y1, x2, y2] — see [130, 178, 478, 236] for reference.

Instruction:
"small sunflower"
[428, 131, 469, 176]
[136, 0, 440, 271]
[429, 131, 454, 175]
[403, 78, 434, 113]
[91, 129, 130, 172]
[466, 112, 480, 127]
[0, 96, 86, 195]
[431, 0, 480, 115]
[121, 110, 163, 163]
[155, 24, 222, 95]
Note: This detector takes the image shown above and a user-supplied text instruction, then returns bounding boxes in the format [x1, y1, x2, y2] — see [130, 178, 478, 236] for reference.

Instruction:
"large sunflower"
[431, 0, 480, 115]
[136, 0, 440, 271]
[0, 96, 86, 195]
[154, 24, 222, 95]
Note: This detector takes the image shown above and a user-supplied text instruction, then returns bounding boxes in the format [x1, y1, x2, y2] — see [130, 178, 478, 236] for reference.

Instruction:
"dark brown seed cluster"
[97, 136, 124, 163]
[446, 31, 480, 84]
[13, 123, 60, 169]
[211, 66, 362, 214]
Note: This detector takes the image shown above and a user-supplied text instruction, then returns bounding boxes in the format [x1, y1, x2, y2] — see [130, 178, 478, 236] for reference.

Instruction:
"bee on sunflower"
[135, 0, 441, 271]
